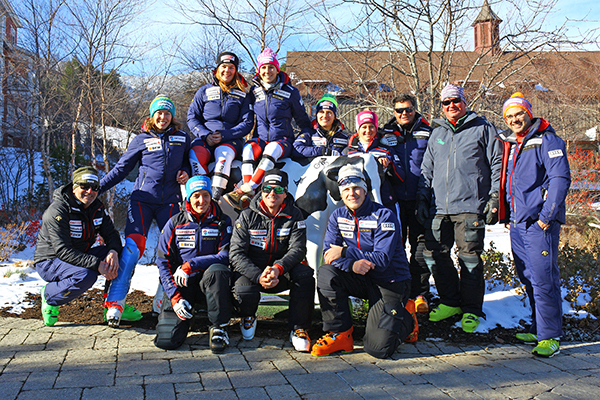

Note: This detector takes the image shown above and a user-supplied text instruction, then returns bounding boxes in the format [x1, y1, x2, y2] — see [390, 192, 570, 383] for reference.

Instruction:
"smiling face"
[259, 64, 278, 84]
[341, 186, 366, 211]
[357, 123, 377, 143]
[72, 184, 98, 208]
[216, 63, 236, 85]
[394, 101, 416, 126]
[504, 108, 533, 137]
[152, 109, 172, 132]
[442, 98, 467, 122]
[317, 109, 335, 131]
[189, 190, 212, 216]
[261, 186, 287, 213]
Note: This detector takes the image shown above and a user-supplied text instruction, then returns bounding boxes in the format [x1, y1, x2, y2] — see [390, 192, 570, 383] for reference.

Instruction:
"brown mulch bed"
[2, 289, 599, 344]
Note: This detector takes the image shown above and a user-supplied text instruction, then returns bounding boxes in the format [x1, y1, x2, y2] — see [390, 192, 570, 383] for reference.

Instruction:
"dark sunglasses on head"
[262, 185, 285, 194]
[394, 106, 414, 114]
[79, 183, 99, 191]
[441, 98, 462, 106]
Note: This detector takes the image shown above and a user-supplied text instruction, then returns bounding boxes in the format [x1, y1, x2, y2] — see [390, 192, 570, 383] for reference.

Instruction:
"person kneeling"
[154, 176, 233, 352]
[313, 165, 414, 359]
[229, 169, 315, 352]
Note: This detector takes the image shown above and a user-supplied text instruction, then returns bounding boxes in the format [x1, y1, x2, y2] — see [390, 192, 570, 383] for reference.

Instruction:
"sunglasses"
[441, 98, 462, 106]
[262, 185, 285, 194]
[79, 183, 99, 192]
[394, 106, 414, 114]
[338, 176, 364, 187]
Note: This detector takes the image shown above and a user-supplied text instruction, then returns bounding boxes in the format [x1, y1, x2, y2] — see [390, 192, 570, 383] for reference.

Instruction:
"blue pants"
[36, 246, 110, 306]
[511, 220, 562, 341]
[125, 201, 179, 255]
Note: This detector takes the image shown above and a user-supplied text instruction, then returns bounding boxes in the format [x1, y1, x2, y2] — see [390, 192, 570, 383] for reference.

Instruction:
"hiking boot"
[532, 339, 560, 358]
[40, 286, 59, 327]
[290, 329, 311, 352]
[404, 299, 419, 343]
[461, 313, 480, 333]
[415, 295, 429, 313]
[429, 304, 462, 322]
[223, 184, 254, 211]
[209, 325, 230, 353]
[104, 304, 142, 322]
[240, 316, 257, 340]
[311, 327, 354, 357]
[516, 332, 538, 344]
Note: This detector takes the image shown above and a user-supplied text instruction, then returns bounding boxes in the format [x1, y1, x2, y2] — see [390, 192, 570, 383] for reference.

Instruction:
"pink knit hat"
[503, 92, 533, 119]
[257, 48, 280, 72]
[355, 110, 378, 132]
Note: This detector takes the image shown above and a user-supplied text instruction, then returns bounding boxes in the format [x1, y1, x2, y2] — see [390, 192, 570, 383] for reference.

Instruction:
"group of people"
[33, 46, 571, 360]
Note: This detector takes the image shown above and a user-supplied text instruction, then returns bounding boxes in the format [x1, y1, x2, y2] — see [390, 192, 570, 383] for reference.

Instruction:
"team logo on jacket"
[541, 250, 549, 257]
[548, 149, 564, 158]
[337, 217, 353, 225]
[312, 137, 327, 146]
[296, 221, 306, 229]
[178, 241, 195, 249]
[341, 231, 354, 239]
[276, 228, 290, 237]
[359, 220, 377, 229]
[202, 228, 219, 238]
[274, 89, 291, 99]
[436, 138, 445, 145]
[144, 138, 162, 151]
[339, 224, 354, 231]
[381, 222, 395, 231]
[206, 87, 221, 101]
[169, 135, 186, 143]
[253, 88, 265, 102]
[93, 218, 103, 226]
[333, 138, 348, 145]
[176, 229, 195, 235]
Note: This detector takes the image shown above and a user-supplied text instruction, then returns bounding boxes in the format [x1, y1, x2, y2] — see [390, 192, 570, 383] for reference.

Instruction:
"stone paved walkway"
[1, 316, 600, 399]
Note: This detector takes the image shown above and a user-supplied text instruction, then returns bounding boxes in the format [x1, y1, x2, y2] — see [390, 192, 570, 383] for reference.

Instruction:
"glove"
[380, 133, 398, 147]
[484, 192, 499, 225]
[173, 299, 193, 320]
[415, 193, 431, 226]
[173, 262, 191, 287]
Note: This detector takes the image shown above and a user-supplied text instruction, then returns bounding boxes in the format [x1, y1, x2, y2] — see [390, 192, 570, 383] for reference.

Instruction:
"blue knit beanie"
[149, 95, 175, 118]
[186, 175, 212, 201]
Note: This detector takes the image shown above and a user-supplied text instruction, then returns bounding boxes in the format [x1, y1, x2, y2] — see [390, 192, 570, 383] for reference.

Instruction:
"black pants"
[398, 199, 429, 299]
[232, 263, 315, 331]
[317, 264, 412, 358]
[423, 213, 485, 317]
[154, 263, 232, 350]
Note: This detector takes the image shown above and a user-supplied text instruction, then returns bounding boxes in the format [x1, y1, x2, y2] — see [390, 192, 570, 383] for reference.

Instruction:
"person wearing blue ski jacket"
[497, 92, 570, 358]
[380, 93, 432, 313]
[99, 95, 191, 324]
[223, 48, 312, 210]
[293, 93, 349, 160]
[187, 52, 254, 201]
[154, 175, 233, 352]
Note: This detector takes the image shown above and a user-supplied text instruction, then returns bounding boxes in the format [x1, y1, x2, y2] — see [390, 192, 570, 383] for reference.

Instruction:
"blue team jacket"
[323, 196, 411, 285]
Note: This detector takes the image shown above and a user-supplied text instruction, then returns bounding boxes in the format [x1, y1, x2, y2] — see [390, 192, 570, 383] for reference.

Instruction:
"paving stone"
[170, 357, 223, 374]
[116, 359, 169, 377]
[115, 375, 143, 386]
[191, 348, 216, 358]
[496, 382, 551, 399]
[576, 375, 600, 387]
[533, 392, 571, 400]
[174, 381, 203, 393]
[22, 370, 58, 390]
[218, 353, 250, 371]
[338, 369, 403, 390]
[434, 343, 466, 355]
[303, 391, 363, 400]
[235, 386, 270, 399]
[94, 337, 118, 350]
[145, 383, 176, 400]
[0, 381, 24, 400]
[0, 372, 28, 383]
[446, 389, 486, 399]
[354, 386, 400, 399]
[539, 354, 599, 371]
[55, 325, 106, 337]
[81, 385, 144, 400]
[414, 342, 445, 356]
[384, 365, 429, 385]
[16, 388, 82, 400]
[199, 371, 231, 390]
[4, 350, 67, 373]
[55, 368, 115, 388]
[551, 381, 600, 399]
[22, 331, 51, 346]
[265, 384, 301, 399]
[294, 354, 354, 374]
[45, 333, 95, 350]
[497, 358, 561, 374]
[142, 347, 193, 360]
[177, 389, 238, 400]
[144, 372, 200, 385]
[387, 383, 453, 399]
[63, 348, 117, 367]
[240, 348, 286, 362]
[272, 357, 308, 375]
[0, 330, 29, 349]
[425, 371, 486, 392]
[528, 371, 578, 388]
[117, 347, 143, 361]
[228, 368, 286, 388]
[286, 372, 351, 395]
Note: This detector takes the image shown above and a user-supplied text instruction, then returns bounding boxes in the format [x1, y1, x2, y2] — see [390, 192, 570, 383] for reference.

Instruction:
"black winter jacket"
[229, 194, 307, 283]
[34, 184, 122, 271]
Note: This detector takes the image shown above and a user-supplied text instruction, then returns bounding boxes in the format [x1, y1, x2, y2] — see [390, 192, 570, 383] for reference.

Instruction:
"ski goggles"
[441, 98, 462, 106]
[262, 185, 286, 194]
[338, 176, 365, 188]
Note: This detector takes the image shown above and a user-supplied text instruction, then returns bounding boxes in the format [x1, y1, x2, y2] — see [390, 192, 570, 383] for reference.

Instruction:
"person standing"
[312, 165, 413, 359]
[498, 92, 570, 357]
[417, 84, 501, 333]
[223, 49, 312, 210]
[187, 52, 254, 201]
[381, 93, 432, 313]
[99, 95, 191, 325]
[229, 169, 315, 352]
[34, 167, 123, 327]
[154, 176, 233, 352]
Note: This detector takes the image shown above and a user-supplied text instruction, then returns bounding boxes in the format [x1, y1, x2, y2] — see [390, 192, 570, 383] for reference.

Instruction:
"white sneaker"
[241, 316, 257, 340]
[290, 329, 311, 352]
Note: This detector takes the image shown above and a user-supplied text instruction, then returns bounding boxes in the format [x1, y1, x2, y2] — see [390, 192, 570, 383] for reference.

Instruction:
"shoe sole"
[416, 305, 429, 313]
[311, 349, 353, 357]
[429, 312, 462, 322]
[533, 349, 560, 358]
